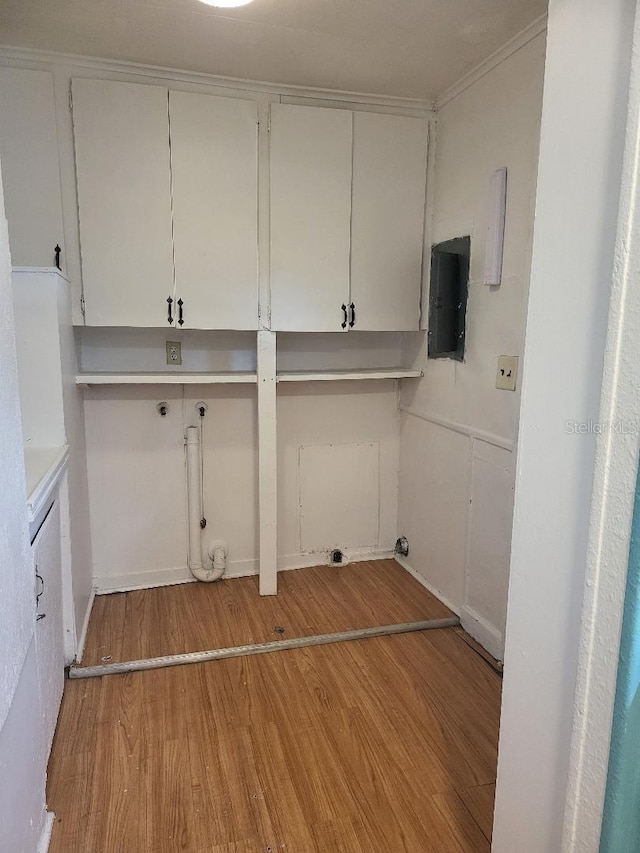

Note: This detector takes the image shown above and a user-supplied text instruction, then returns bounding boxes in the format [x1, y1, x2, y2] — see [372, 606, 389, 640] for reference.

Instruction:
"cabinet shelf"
[76, 372, 257, 387]
[276, 368, 422, 383]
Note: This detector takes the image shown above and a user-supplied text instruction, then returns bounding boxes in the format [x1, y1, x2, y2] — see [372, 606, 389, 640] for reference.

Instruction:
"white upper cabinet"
[0, 68, 65, 269]
[72, 79, 427, 333]
[269, 103, 427, 332]
[169, 91, 259, 330]
[350, 112, 428, 331]
[270, 103, 353, 332]
[72, 78, 175, 327]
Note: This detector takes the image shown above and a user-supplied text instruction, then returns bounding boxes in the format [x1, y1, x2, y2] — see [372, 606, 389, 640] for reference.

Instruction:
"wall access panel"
[299, 441, 380, 554]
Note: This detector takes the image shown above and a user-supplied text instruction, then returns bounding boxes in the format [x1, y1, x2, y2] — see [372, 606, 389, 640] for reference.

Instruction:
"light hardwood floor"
[48, 562, 502, 852]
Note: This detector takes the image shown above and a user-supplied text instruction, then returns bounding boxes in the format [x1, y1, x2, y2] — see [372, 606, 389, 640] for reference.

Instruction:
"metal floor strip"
[69, 616, 460, 679]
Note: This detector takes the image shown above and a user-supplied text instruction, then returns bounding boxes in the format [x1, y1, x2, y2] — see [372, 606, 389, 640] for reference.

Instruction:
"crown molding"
[436, 13, 547, 109]
[0, 44, 434, 113]
[0, 16, 548, 116]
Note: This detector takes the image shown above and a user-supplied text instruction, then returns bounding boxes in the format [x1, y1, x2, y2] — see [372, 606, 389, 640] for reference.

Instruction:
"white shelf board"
[76, 372, 258, 387]
[13, 266, 71, 284]
[24, 444, 70, 524]
[276, 368, 423, 382]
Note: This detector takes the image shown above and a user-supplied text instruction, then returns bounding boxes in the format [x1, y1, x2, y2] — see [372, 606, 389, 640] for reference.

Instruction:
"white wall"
[11, 271, 66, 449]
[398, 33, 546, 657]
[57, 277, 94, 651]
[11, 268, 93, 661]
[0, 641, 48, 853]
[278, 381, 400, 562]
[0, 61, 95, 656]
[83, 383, 254, 590]
[0, 173, 35, 731]
[0, 153, 49, 853]
[83, 382, 399, 590]
[81, 332, 401, 591]
[0, 51, 428, 600]
[493, 1, 636, 851]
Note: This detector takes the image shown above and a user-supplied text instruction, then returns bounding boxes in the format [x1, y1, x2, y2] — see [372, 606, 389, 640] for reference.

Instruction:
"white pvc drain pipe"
[69, 616, 460, 679]
[186, 425, 224, 582]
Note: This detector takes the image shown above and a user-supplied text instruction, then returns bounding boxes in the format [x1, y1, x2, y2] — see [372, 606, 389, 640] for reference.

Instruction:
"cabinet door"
[0, 68, 65, 268]
[33, 501, 64, 761]
[350, 112, 428, 331]
[72, 79, 175, 327]
[169, 91, 259, 330]
[270, 104, 352, 332]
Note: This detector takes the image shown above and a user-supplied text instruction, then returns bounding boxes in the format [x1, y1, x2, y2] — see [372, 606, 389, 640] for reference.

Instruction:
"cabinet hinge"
[68, 84, 73, 113]
[80, 293, 86, 317]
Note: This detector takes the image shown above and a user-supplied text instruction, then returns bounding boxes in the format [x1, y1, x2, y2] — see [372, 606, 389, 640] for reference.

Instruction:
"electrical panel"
[428, 236, 470, 361]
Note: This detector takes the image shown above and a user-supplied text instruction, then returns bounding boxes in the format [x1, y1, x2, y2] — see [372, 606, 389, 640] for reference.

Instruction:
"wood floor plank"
[323, 635, 501, 790]
[48, 752, 95, 849]
[431, 790, 491, 853]
[317, 642, 465, 795]
[49, 565, 499, 852]
[307, 816, 369, 853]
[248, 720, 319, 850]
[387, 633, 501, 788]
[318, 704, 437, 852]
[81, 560, 453, 666]
[458, 782, 496, 842]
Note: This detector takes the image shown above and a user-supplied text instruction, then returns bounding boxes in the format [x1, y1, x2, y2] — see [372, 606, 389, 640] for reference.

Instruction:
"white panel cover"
[299, 442, 379, 552]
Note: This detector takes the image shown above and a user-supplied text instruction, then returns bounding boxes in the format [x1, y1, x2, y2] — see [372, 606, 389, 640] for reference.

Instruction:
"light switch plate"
[496, 355, 518, 391]
[166, 341, 182, 366]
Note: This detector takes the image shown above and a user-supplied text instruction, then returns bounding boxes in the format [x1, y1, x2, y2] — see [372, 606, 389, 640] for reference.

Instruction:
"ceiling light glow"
[198, 0, 255, 6]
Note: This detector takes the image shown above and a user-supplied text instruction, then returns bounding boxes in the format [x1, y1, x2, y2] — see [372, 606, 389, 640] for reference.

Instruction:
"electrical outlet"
[496, 355, 518, 391]
[166, 341, 182, 366]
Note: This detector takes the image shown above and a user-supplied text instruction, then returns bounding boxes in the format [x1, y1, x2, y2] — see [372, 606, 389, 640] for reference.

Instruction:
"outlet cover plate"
[496, 355, 518, 391]
[166, 341, 182, 366]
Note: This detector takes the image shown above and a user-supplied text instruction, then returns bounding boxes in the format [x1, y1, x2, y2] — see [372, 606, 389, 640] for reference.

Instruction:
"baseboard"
[93, 549, 397, 595]
[460, 605, 504, 661]
[94, 566, 198, 594]
[394, 555, 461, 616]
[75, 588, 95, 663]
[280, 548, 395, 570]
[343, 547, 396, 563]
[37, 811, 55, 853]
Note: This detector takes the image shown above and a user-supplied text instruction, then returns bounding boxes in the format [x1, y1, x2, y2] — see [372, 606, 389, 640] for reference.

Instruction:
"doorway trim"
[561, 7, 640, 849]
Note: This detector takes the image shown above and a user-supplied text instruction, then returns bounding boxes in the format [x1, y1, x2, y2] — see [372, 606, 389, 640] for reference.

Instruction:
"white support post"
[257, 96, 274, 329]
[258, 329, 277, 595]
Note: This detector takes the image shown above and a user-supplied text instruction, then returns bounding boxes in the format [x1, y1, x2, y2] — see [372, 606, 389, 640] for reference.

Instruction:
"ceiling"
[0, 0, 547, 101]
